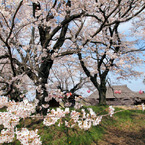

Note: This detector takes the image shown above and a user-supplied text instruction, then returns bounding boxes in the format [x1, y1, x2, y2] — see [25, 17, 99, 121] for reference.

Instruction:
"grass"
[0, 105, 145, 145]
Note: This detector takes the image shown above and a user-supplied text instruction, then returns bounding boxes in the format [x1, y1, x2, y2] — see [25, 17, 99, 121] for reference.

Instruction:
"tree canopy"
[0, 0, 145, 114]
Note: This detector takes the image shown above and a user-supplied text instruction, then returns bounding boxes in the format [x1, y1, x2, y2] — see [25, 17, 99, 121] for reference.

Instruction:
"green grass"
[0, 106, 145, 145]
[0, 106, 7, 112]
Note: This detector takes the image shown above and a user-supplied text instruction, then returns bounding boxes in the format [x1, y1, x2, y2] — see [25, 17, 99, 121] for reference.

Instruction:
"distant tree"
[47, 56, 90, 106]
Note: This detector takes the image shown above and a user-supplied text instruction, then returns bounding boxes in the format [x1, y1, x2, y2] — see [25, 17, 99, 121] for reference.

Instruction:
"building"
[86, 85, 145, 105]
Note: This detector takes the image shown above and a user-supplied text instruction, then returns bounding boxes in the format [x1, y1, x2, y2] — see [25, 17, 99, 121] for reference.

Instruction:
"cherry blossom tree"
[0, 0, 90, 114]
[0, 0, 145, 114]
[73, 0, 145, 105]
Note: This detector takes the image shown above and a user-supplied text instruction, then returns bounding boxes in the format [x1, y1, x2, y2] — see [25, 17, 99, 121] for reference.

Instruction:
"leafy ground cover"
[0, 106, 145, 145]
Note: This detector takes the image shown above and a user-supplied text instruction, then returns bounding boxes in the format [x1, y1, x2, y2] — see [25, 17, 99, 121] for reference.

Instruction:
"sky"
[117, 21, 145, 92]
[121, 78, 145, 92]
[114, 64, 145, 92]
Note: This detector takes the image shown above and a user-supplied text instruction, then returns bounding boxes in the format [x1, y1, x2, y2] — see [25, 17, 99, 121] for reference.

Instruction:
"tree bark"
[98, 82, 107, 105]
[78, 52, 107, 105]
[36, 58, 53, 115]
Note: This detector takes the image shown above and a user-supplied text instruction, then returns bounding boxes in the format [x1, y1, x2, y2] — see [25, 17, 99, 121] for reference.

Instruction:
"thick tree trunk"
[36, 59, 53, 115]
[98, 88, 107, 105]
[98, 81, 107, 105]
[36, 80, 48, 115]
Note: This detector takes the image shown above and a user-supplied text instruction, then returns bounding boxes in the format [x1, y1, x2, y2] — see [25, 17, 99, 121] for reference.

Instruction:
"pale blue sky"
[122, 78, 145, 92]
[117, 21, 145, 92]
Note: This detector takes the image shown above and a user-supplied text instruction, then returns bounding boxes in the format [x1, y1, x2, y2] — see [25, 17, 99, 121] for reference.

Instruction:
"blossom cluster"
[7, 98, 36, 118]
[77, 108, 103, 130]
[0, 97, 42, 144]
[0, 128, 14, 144]
[43, 107, 109, 130]
[142, 103, 144, 111]
[16, 128, 42, 145]
[0, 96, 9, 108]
[0, 97, 36, 119]
[43, 108, 69, 126]
[0, 112, 20, 129]
[109, 106, 115, 117]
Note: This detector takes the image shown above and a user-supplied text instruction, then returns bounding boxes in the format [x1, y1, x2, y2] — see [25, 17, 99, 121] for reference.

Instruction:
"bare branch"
[0, 12, 10, 30]
[44, 11, 85, 48]
[0, 54, 9, 60]
[6, 0, 23, 43]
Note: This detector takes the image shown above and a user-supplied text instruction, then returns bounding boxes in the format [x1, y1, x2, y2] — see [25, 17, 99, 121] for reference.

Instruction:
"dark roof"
[134, 93, 145, 100]
[88, 85, 145, 100]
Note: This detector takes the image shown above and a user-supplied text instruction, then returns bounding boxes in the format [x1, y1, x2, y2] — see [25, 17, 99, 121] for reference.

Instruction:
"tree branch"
[12, 58, 37, 81]
[44, 11, 85, 48]
[6, 0, 23, 43]
[0, 54, 9, 60]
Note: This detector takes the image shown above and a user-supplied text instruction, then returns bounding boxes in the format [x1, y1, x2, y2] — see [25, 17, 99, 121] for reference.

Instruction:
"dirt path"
[98, 111, 145, 145]
[98, 127, 145, 145]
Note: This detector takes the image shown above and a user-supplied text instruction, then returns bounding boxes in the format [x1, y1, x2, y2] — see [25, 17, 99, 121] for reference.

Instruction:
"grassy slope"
[0, 106, 145, 145]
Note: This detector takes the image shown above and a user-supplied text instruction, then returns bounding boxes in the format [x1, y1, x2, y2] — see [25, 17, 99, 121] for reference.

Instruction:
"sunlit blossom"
[0, 129, 14, 144]
[141, 103, 144, 111]
[93, 116, 102, 126]
[16, 128, 42, 145]
[78, 119, 92, 130]
[109, 106, 115, 117]
[0, 96, 8, 108]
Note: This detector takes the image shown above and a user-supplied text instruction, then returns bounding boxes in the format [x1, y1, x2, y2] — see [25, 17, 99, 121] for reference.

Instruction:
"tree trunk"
[36, 58, 53, 115]
[36, 80, 49, 115]
[98, 81, 107, 105]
